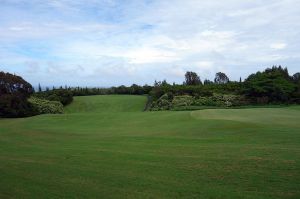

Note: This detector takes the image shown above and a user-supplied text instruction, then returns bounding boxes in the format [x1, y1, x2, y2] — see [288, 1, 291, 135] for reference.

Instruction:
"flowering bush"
[28, 97, 63, 114]
[172, 95, 194, 107]
[150, 93, 249, 111]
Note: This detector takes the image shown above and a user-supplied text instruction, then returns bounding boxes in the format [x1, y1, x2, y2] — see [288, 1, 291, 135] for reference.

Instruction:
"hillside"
[64, 95, 147, 113]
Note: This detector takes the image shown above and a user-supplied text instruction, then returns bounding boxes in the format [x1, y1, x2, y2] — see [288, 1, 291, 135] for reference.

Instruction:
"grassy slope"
[64, 95, 147, 113]
[0, 95, 299, 199]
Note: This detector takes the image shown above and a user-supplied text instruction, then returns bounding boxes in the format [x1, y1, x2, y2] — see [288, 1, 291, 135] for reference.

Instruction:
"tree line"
[1, 65, 300, 117]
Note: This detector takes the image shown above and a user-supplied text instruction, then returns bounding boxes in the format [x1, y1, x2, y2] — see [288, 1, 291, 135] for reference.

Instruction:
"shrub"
[212, 94, 248, 107]
[150, 93, 249, 110]
[192, 94, 247, 107]
[172, 95, 194, 107]
[193, 97, 217, 106]
[28, 97, 63, 114]
[33, 89, 73, 106]
[150, 93, 172, 110]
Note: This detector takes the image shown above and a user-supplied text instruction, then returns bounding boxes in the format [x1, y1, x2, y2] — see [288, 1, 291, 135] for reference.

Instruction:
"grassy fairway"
[0, 95, 300, 198]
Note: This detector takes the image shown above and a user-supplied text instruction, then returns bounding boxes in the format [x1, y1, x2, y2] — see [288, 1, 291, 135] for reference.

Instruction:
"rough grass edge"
[144, 95, 153, 111]
[171, 104, 295, 111]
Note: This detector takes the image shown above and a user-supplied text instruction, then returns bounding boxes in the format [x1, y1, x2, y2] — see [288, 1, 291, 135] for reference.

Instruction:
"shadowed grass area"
[0, 95, 299, 198]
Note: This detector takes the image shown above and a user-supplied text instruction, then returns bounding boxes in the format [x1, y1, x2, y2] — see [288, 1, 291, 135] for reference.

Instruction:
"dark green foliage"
[293, 72, 300, 83]
[292, 79, 300, 103]
[28, 97, 63, 114]
[184, 71, 202, 85]
[243, 66, 296, 103]
[0, 71, 34, 117]
[214, 72, 230, 84]
[71, 84, 152, 96]
[150, 84, 213, 100]
[204, 79, 214, 85]
[203, 82, 243, 94]
[149, 86, 167, 100]
[38, 83, 42, 92]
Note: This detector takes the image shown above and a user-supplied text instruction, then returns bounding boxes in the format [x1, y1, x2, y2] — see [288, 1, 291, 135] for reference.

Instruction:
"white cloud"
[195, 61, 214, 69]
[270, 42, 287, 50]
[25, 61, 40, 73]
[1, 0, 300, 86]
[165, 65, 186, 78]
[125, 47, 179, 64]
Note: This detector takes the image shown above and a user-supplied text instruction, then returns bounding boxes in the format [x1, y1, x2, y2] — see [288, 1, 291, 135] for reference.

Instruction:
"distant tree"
[130, 84, 142, 95]
[33, 89, 73, 106]
[0, 71, 34, 117]
[184, 71, 202, 85]
[143, 84, 152, 94]
[161, 80, 169, 86]
[38, 83, 42, 92]
[243, 66, 295, 102]
[239, 77, 242, 83]
[204, 79, 213, 85]
[265, 65, 290, 80]
[154, 80, 170, 87]
[292, 72, 300, 83]
[292, 72, 300, 103]
[214, 72, 229, 84]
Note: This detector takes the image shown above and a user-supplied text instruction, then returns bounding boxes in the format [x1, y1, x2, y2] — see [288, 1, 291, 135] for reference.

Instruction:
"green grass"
[0, 95, 300, 198]
[172, 104, 294, 111]
[64, 95, 147, 113]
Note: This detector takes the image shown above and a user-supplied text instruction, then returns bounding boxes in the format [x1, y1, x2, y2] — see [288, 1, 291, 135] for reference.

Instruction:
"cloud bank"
[0, 0, 299, 86]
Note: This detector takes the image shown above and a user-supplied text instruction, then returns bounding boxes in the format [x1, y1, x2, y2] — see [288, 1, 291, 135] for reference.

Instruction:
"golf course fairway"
[0, 95, 299, 198]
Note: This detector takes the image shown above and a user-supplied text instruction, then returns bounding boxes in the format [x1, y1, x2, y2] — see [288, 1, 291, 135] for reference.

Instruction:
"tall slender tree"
[38, 83, 42, 92]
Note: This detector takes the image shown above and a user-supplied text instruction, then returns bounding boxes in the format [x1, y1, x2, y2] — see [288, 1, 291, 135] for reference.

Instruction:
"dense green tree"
[130, 84, 143, 95]
[214, 72, 229, 84]
[243, 66, 296, 103]
[184, 71, 202, 85]
[204, 79, 213, 85]
[292, 72, 300, 83]
[154, 80, 170, 87]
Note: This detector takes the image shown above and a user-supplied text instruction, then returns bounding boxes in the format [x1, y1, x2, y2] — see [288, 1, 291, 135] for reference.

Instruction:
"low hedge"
[150, 93, 250, 111]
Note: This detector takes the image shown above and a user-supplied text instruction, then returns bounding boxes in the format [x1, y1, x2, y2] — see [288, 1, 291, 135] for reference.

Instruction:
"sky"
[0, 0, 300, 87]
